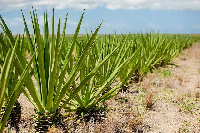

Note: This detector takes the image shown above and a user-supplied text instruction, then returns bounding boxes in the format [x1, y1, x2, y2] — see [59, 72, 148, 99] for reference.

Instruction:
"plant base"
[33, 110, 63, 132]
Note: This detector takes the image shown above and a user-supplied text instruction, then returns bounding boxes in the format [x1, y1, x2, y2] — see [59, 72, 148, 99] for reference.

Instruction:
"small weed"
[141, 88, 147, 93]
[119, 97, 128, 103]
[198, 69, 200, 74]
[163, 69, 171, 76]
[185, 92, 192, 98]
[151, 68, 158, 74]
[181, 100, 193, 113]
[152, 80, 164, 87]
[175, 93, 197, 114]
[132, 88, 139, 93]
[182, 121, 189, 133]
[138, 94, 145, 103]
[182, 68, 186, 72]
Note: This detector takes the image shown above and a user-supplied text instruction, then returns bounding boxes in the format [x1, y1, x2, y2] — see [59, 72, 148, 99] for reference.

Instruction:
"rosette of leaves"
[0, 7, 117, 132]
[0, 35, 34, 132]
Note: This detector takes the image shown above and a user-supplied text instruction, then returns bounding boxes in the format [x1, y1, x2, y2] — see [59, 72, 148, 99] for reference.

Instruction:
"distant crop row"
[0, 8, 199, 132]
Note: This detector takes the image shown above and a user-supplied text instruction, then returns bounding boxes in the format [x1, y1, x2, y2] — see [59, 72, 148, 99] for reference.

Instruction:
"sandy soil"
[6, 42, 200, 132]
[141, 42, 200, 132]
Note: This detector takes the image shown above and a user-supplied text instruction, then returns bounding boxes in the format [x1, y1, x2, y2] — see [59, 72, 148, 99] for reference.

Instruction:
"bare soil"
[6, 42, 200, 132]
[141, 42, 200, 133]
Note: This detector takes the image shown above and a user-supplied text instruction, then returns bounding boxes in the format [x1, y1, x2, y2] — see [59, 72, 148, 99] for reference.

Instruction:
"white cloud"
[0, 0, 200, 11]
[67, 20, 78, 25]
[105, 0, 200, 10]
[167, 23, 182, 30]
[101, 22, 129, 33]
[193, 25, 200, 29]
[103, 22, 128, 29]
[1, 17, 24, 33]
[3, 17, 23, 26]
[148, 22, 162, 29]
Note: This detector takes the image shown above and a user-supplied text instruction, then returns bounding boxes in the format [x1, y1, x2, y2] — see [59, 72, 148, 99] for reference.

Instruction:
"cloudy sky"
[0, 0, 200, 34]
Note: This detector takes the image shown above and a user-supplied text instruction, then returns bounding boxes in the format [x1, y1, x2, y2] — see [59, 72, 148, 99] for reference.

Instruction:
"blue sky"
[0, 0, 200, 34]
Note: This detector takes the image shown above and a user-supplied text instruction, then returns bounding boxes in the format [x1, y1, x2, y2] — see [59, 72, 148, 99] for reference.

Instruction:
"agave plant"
[63, 32, 199, 114]
[0, 34, 27, 132]
[61, 34, 142, 114]
[2, 8, 122, 132]
[0, 7, 116, 131]
[0, 35, 34, 132]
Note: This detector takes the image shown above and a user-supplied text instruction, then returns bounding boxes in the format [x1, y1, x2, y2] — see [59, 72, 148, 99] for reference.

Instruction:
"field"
[0, 9, 200, 132]
[14, 39, 200, 133]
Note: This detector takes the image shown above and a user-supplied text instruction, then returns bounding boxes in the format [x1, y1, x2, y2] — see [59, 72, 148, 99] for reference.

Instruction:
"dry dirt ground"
[6, 42, 200, 132]
[140, 42, 200, 133]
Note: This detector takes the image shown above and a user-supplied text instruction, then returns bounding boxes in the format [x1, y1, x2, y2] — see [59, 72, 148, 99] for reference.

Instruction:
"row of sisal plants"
[66, 32, 198, 113]
[0, 8, 199, 132]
